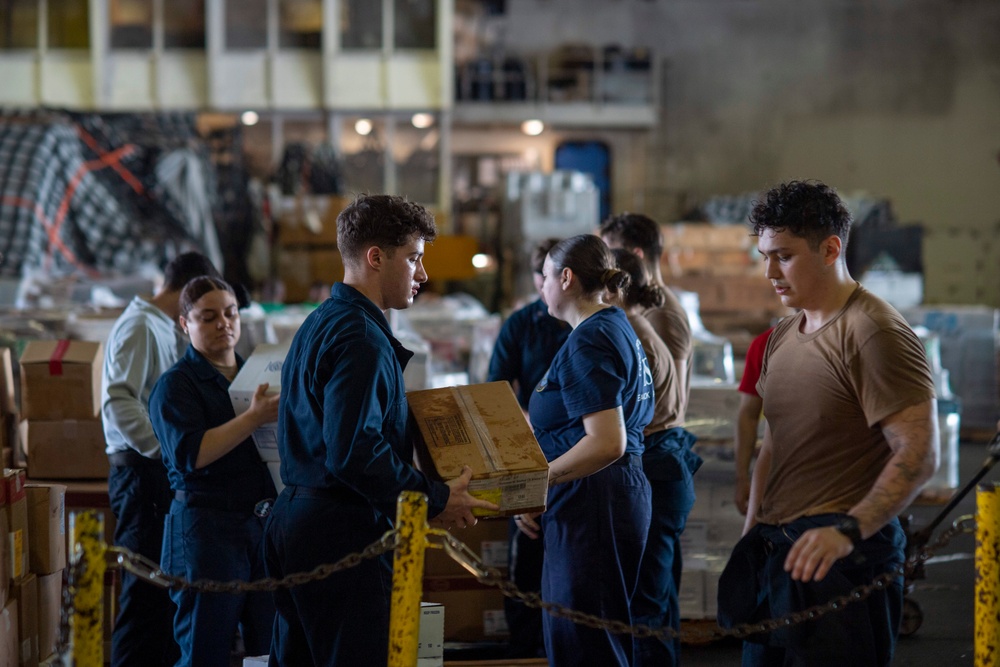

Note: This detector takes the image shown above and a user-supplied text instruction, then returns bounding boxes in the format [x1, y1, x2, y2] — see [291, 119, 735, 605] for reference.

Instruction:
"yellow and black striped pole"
[975, 482, 999, 666]
[70, 510, 106, 667]
[388, 491, 430, 667]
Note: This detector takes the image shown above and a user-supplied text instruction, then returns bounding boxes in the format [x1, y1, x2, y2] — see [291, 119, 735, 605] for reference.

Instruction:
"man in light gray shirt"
[102, 252, 220, 667]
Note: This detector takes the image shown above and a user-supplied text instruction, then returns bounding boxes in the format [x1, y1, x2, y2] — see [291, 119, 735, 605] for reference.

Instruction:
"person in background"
[515, 234, 653, 666]
[102, 251, 221, 667]
[601, 215, 701, 666]
[720, 180, 938, 666]
[486, 237, 570, 659]
[608, 248, 698, 666]
[262, 194, 496, 667]
[734, 326, 774, 515]
[149, 276, 279, 667]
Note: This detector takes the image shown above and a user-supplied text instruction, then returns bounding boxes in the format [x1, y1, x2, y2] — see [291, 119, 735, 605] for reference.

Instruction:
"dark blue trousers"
[107, 458, 179, 667]
[632, 428, 700, 667]
[504, 517, 546, 658]
[719, 514, 905, 667]
[541, 459, 651, 667]
[162, 502, 275, 667]
[263, 486, 392, 667]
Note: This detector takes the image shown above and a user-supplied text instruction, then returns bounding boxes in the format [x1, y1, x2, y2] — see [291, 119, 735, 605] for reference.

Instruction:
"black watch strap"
[834, 515, 863, 548]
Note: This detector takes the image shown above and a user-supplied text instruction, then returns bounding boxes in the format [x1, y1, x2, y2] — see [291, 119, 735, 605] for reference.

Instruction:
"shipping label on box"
[418, 602, 444, 661]
[408, 382, 549, 517]
[229, 343, 289, 463]
[19, 341, 103, 421]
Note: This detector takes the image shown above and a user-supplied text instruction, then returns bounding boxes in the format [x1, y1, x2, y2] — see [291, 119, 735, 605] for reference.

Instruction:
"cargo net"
[50, 513, 976, 664]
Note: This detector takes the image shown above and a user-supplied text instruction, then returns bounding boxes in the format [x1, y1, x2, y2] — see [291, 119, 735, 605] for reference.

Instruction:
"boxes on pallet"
[418, 602, 445, 666]
[408, 382, 549, 517]
[424, 517, 509, 577]
[422, 576, 508, 642]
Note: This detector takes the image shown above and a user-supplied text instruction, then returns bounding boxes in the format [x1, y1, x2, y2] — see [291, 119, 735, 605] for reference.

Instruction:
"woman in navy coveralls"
[149, 276, 279, 667]
[515, 234, 655, 666]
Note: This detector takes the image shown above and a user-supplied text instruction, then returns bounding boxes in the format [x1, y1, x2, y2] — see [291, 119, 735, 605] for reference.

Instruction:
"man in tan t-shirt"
[719, 180, 938, 667]
[600, 214, 700, 667]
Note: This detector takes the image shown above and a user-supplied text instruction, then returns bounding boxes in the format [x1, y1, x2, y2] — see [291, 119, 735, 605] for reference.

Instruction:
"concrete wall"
[477, 0, 1000, 303]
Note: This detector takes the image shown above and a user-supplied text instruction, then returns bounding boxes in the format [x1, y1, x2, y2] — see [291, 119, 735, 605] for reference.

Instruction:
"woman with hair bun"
[514, 234, 655, 666]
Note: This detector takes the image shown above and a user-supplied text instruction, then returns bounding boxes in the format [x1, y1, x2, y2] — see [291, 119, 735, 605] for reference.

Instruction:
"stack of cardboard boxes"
[274, 195, 348, 303]
[18, 340, 108, 480]
[662, 222, 789, 338]
[1, 348, 15, 470]
[2, 469, 67, 666]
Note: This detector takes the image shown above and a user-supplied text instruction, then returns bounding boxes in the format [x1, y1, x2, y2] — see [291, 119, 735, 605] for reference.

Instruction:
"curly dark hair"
[749, 180, 852, 252]
[548, 234, 630, 297]
[611, 248, 666, 310]
[336, 194, 437, 265]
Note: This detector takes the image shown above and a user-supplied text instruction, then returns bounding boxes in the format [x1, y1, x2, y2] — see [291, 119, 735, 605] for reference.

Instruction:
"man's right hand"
[432, 465, 500, 530]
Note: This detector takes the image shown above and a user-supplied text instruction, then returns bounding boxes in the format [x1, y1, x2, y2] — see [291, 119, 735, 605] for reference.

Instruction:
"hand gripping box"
[407, 382, 548, 517]
[228, 343, 289, 463]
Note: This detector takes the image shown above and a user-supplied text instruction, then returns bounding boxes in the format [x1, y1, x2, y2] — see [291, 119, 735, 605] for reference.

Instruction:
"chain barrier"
[53, 513, 977, 661]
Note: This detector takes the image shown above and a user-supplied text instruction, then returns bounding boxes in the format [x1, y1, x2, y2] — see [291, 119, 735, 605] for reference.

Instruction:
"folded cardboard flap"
[408, 382, 548, 517]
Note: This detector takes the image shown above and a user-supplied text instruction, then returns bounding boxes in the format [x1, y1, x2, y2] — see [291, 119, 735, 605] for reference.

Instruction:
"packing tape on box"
[48, 339, 71, 376]
[450, 387, 502, 473]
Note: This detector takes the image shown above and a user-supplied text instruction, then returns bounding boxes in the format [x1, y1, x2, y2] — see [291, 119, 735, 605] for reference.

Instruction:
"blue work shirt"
[487, 298, 570, 410]
[277, 283, 450, 519]
[150, 346, 274, 504]
[529, 307, 653, 461]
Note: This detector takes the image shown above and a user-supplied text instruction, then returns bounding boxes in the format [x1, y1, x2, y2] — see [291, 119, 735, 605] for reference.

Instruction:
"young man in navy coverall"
[263, 194, 496, 667]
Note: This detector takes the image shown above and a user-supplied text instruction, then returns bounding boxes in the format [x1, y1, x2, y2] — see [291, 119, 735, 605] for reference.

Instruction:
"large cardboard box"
[22, 421, 108, 480]
[229, 343, 288, 464]
[0, 600, 18, 667]
[408, 382, 548, 518]
[25, 486, 65, 575]
[19, 341, 103, 421]
[35, 571, 61, 662]
[422, 577, 508, 642]
[2, 469, 28, 583]
[12, 573, 38, 667]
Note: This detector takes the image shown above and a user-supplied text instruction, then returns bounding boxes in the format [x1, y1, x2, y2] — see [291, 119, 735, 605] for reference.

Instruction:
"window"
[109, 0, 152, 49]
[394, 0, 435, 50]
[340, 0, 382, 50]
[48, 0, 89, 49]
[225, 0, 267, 50]
[164, 0, 205, 49]
[0, 0, 38, 49]
[279, 0, 321, 49]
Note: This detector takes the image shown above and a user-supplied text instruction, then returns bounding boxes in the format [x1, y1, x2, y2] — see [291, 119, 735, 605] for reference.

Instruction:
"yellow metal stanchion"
[387, 491, 430, 667]
[70, 509, 106, 667]
[976, 482, 1000, 666]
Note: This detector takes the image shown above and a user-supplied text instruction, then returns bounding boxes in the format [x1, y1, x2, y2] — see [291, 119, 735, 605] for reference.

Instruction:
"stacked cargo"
[19, 341, 108, 481]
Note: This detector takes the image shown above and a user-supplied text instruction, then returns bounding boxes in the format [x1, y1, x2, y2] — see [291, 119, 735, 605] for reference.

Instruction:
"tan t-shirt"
[642, 285, 692, 425]
[755, 286, 935, 525]
[628, 312, 682, 436]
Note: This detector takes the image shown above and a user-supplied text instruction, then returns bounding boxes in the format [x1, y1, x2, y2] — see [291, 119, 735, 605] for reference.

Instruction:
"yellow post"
[976, 482, 1000, 666]
[387, 491, 430, 667]
[70, 509, 106, 667]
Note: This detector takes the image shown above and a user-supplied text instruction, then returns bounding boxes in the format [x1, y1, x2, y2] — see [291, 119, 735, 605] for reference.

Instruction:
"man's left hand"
[784, 527, 854, 582]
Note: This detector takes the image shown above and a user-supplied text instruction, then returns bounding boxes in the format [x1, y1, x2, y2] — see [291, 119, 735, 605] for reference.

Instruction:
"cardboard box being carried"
[19, 341, 103, 421]
[408, 382, 548, 517]
[22, 421, 109, 480]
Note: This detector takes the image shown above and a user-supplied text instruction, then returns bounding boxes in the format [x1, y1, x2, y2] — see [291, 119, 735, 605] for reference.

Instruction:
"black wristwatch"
[834, 515, 863, 548]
